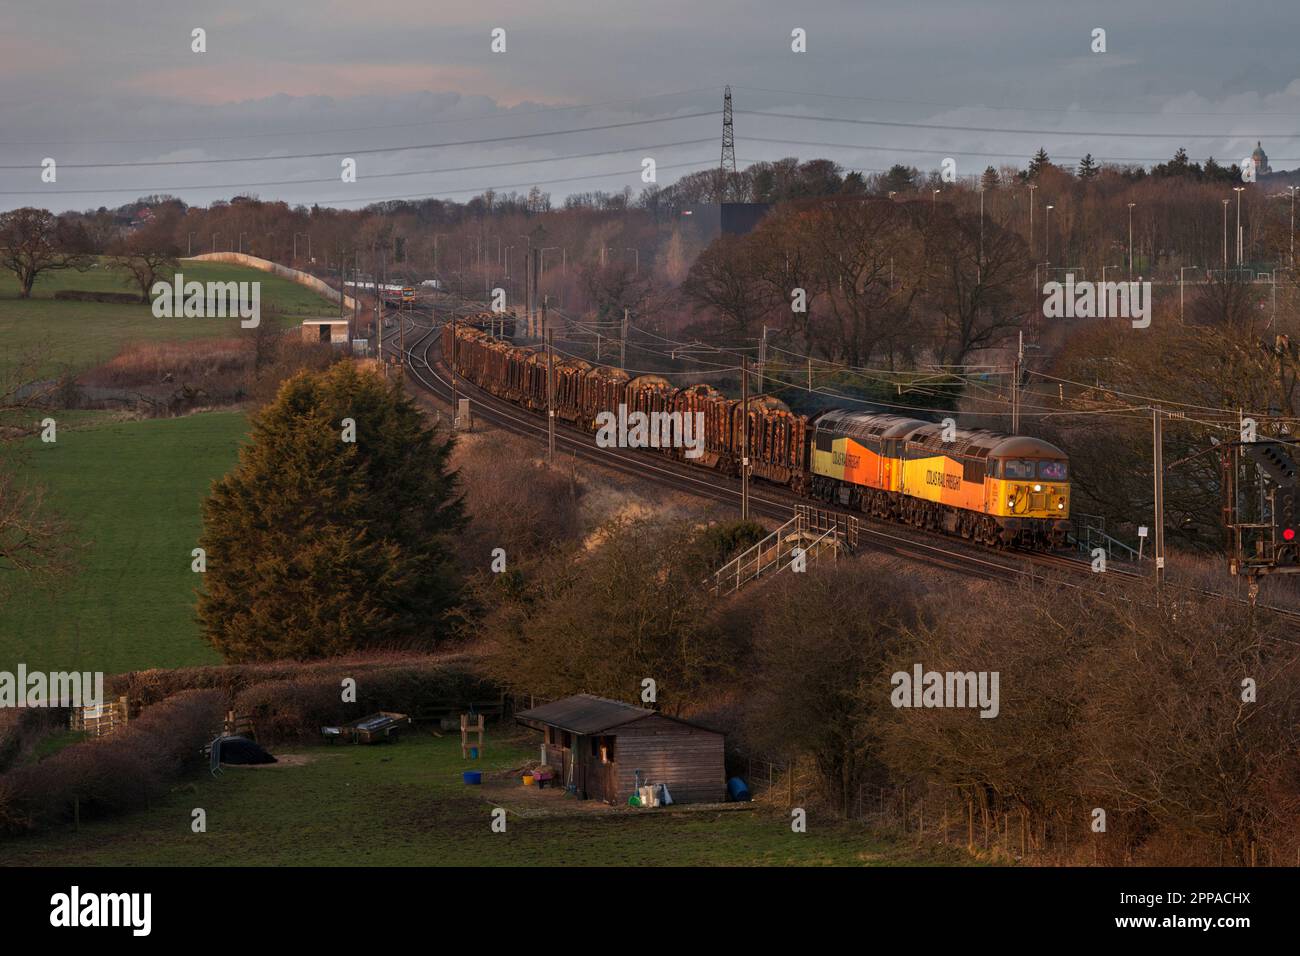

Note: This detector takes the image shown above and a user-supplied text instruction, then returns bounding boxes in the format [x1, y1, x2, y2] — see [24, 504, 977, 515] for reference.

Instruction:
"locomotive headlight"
[1033, 484, 1042, 492]
[1007, 496, 1016, 507]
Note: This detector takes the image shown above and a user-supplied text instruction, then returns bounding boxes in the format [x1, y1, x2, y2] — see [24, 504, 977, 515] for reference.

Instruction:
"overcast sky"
[2, 0, 1298, 213]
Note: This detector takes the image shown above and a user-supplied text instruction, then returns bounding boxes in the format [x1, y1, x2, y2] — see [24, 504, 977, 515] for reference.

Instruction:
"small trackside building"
[515, 694, 726, 805]
[302, 319, 350, 344]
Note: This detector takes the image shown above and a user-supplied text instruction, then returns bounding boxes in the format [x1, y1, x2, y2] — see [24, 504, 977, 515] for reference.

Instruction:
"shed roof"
[516, 694, 655, 735]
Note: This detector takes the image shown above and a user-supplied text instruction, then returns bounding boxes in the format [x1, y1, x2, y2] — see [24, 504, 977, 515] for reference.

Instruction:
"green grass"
[0, 258, 338, 378]
[0, 411, 248, 674]
[26, 730, 89, 765]
[0, 731, 965, 866]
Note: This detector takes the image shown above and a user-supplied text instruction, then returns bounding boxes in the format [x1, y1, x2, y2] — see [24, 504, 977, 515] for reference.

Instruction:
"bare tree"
[0, 208, 92, 298]
[110, 220, 180, 303]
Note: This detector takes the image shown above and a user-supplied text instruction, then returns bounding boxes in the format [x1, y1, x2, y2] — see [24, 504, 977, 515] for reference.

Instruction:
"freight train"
[442, 321, 1071, 548]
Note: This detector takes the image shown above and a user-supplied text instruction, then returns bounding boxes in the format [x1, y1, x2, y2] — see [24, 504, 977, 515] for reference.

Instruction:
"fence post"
[967, 795, 974, 850]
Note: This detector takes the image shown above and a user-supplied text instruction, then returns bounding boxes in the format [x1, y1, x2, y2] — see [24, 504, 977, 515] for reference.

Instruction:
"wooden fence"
[69, 695, 129, 738]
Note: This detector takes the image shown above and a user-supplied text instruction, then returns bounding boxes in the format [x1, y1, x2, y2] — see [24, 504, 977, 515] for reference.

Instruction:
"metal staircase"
[711, 506, 851, 596]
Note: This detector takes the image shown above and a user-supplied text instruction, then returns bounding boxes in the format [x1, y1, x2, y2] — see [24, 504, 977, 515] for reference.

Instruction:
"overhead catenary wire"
[730, 83, 1300, 119]
[0, 111, 718, 170]
[0, 87, 722, 148]
[0, 138, 721, 196]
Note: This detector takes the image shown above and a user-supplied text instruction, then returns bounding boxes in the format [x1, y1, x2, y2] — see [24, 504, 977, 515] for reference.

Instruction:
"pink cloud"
[116, 61, 553, 106]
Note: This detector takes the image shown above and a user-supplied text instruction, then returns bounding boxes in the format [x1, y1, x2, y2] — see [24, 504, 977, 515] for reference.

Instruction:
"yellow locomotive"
[809, 410, 1070, 547]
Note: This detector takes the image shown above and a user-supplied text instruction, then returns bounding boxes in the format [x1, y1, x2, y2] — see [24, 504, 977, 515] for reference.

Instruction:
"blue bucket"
[463, 771, 482, 785]
[469, 746, 479, 759]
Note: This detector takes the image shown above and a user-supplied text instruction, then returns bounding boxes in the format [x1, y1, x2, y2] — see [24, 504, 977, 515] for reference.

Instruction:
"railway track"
[384, 306, 1300, 625]
[390, 314, 1080, 587]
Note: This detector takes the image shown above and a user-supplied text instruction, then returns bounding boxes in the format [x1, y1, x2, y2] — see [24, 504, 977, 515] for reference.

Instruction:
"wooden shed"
[515, 694, 725, 805]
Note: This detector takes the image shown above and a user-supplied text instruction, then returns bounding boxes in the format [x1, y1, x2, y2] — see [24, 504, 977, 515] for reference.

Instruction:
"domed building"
[1251, 141, 1271, 175]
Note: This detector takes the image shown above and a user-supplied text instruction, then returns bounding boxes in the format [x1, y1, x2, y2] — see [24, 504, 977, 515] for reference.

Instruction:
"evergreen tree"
[196, 362, 465, 661]
[1027, 147, 1051, 179]
[981, 166, 1000, 190]
[881, 164, 918, 194]
[1077, 154, 1099, 179]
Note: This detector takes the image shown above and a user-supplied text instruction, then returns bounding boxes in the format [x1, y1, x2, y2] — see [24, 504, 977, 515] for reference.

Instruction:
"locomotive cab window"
[1003, 459, 1035, 480]
[1038, 460, 1068, 481]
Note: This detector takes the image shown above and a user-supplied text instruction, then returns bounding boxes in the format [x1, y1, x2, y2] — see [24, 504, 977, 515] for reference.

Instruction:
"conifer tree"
[196, 362, 464, 661]
[1028, 147, 1052, 178]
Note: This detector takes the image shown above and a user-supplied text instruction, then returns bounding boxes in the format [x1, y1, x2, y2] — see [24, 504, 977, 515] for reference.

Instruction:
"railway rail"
[383, 303, 1300, 627]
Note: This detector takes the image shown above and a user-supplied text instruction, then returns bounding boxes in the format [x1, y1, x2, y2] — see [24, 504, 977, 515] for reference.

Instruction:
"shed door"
[585, 735, 617, 802]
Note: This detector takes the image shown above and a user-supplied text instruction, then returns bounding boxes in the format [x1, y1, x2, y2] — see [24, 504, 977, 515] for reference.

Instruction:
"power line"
[304, 156, 757, 208]
[0, 111, 717, 170]
[732, 84, 1300, 119]
[738, 109, 1300, 142]
[743, 135, 1300, 168]
[0, 87, 720, 148]
[0, 138, 719, 196]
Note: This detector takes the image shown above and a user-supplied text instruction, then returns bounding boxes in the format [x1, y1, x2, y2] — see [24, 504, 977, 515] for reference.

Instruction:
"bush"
[112, 651, 485, 709]
[232, 664, 500, 745]
[53, 290, 140, 304]
[451, 431, 582, 570]
[0, 689, 225, 834]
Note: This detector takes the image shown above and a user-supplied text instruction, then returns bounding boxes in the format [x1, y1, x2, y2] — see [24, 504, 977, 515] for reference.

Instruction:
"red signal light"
[1284, 528, 1297, 542]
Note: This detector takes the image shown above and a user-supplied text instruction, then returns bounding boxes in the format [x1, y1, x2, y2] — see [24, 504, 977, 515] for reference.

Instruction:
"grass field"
[0, 410, 248, 674]
[0, 259, 338, 378]
[0, 731, 966, 866]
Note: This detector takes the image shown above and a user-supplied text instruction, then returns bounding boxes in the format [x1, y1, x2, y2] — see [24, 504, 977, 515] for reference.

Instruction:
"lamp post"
[1233, 186, 1245, 266]
[1028, 184, 1037, 251]
[211, 232, 219, 253]
[1290, 185, 1297, 265]
[1127, 202, 1136, 278]
[187, 232, 196, 257]
[1045, 204, 1054, 262]
[1222, 199, 1229, 270]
